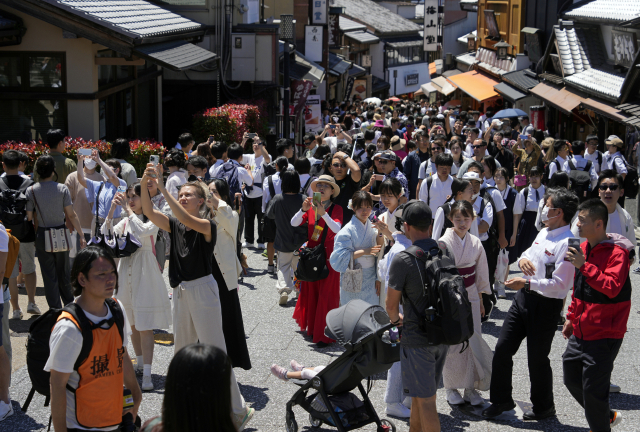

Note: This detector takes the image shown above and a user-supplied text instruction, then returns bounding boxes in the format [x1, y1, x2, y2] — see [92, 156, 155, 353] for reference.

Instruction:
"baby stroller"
[285, 300, 400, 432]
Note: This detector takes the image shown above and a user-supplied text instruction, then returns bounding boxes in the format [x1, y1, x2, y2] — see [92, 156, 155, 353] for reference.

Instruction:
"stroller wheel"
[309, 413, 322, 428]
[378, 419, 396, 432]
[286, 417, 298, 432]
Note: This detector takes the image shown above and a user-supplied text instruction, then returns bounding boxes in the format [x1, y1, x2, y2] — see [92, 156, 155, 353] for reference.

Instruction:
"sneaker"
[611, 410, 622, 428]
[463, 388, 484, 406]
[446, 389, 465, 405]
[27, 302, 42, 315]
[242, 241, 250, 248]
[385, 402, 411, 418]
[267, 264, 275, 274]
[257, 243, 266, 249]
[0, 400, 14, 422]
[270, 364, 289, 381]
[141, 375, 154, 391]
[10, 309, 23, 320]
[261, 249, 268, 258]
[290, 360, 304, 372]
[496, 284, 507, 299]
[610, 383, 621, 393]
[134, 363, 143, 376]
[233, 406, 254, 432]
[633, 266, 640, 274]
[279, 291, 289, 305]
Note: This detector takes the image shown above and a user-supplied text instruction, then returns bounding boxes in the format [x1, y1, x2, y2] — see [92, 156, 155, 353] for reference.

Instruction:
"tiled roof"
[339, 16, 366, 33]
[494, 82, 528, 101]
[134, 40, 216, 71]
[502, 69, 539, 92]
[455, 51, 476, 66]
[383, 35, 423, 48]
[615, 102, 640, 127]
[345, 30, 380, 44]
[44, 0, 205, 38]
[332, 0, 422, 35]
[564, 0, 640, 23]
[564, 68, 625, 101]
[475, 47, 516, 76]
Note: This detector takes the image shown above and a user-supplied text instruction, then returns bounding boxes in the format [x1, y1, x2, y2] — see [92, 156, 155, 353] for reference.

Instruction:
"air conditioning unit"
[230, 27, 278, 83]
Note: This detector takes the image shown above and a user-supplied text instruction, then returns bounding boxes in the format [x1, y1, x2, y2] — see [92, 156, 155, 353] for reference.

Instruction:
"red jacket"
[566, 240, 631, 340]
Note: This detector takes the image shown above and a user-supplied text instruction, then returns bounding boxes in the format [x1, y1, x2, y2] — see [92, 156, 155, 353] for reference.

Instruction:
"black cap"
[403, 200, 432, 229]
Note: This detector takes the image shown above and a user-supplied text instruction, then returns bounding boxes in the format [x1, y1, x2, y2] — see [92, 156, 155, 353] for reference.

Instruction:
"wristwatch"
[524, 280, 531, 293]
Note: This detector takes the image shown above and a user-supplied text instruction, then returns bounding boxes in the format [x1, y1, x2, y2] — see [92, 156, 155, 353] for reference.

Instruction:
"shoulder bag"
[294, 204, 334, 282]
[341, 252, 362, 293]
[31, 186, 70, 253]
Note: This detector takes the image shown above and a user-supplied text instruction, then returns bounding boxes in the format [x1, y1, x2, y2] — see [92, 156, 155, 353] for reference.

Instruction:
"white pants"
[275, 251, 299, 294]
[173, 275, 245, 415]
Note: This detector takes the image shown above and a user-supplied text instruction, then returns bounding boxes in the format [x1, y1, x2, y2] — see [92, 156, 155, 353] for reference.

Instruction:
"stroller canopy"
[325, 300, 391, 346]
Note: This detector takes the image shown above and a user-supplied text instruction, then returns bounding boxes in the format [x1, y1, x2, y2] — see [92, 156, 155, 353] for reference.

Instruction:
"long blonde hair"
[542, 138, 557, 163]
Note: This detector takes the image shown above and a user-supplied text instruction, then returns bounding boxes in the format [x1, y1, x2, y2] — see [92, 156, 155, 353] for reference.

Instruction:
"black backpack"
[612, 155, 639, 198]
[24, 299, 125, 410]
[567, 160, 593, 202]
[0, 176, 33, 241]
[401, 244, 474, 347]
[542, 160, 561, 185]
[479, 186, 499, 244]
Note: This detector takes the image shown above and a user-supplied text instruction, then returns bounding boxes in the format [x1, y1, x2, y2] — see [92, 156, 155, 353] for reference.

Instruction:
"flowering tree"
[192, 101, 268, 144]
[0, 138, 165, 175]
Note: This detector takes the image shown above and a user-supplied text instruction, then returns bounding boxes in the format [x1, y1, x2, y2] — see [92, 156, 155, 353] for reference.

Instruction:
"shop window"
[0, 52, 66, 92]
[386, 46, 425, 67]
[0, 99, 67, 143]
[0, 56, 22, 87]
[29, 55, 64, 89]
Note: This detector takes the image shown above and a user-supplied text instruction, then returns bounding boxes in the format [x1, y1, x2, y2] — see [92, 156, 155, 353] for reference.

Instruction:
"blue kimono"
[330, 215, 379, 305]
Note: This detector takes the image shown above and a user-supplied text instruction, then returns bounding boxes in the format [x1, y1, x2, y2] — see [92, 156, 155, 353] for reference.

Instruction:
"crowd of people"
[0, 93, 636, 432]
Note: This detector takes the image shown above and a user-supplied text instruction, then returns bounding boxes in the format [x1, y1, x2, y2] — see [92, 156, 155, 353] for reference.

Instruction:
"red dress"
[292, 204, 343, 343]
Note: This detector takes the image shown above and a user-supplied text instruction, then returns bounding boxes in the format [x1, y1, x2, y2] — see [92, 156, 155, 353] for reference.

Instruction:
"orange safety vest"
[57, 305, 124, 429]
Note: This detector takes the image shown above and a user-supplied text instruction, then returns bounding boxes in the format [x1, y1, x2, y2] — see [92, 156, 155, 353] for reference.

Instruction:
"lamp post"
[494, 39, 511, 60]
[280, 15, 294, 139]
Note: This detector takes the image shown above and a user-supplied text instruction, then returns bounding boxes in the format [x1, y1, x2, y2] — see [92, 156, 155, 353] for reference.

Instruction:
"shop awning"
[494, 82, 528, 102]
[344, 30, 380, 44]
[582, 98, 631, 123]
[134, 41, 217, 71]
[328, 53, 352, 76]
[530, 82, 584, 115]
[420, 82, 438, 95]
[372, 75, 391, 93]
[429, 62, 437, 75]
[431, 76, 457, 96]
[446, 71, 499, 102]
[288, 52, 326, 87]
[349, 63, 367, 77]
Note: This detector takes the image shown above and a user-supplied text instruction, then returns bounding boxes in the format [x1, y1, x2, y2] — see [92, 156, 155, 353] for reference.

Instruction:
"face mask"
[84, 159, 97, 170]
[541, 206, 560, 222]
[471, 192, 480, 200]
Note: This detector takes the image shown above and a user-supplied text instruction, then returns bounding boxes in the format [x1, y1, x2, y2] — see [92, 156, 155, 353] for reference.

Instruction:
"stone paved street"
[3, 211, 640, 432]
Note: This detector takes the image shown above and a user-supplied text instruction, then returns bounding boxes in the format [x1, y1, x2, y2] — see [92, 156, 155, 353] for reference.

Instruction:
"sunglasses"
[376, 159, 390, 164]
[598, 183, 619, 191]
[471, 144, 486, 149]
[431, 146, 443, 151]
[332, 163, 347, 168]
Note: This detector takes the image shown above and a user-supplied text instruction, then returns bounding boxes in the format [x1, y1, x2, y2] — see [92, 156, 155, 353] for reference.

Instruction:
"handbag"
[87, 183, 141, 258]
[514, 174, 527, 187]
[341, 253, 362, 293]
[294, 205, 334, 282]
[31, 186, 70, 253]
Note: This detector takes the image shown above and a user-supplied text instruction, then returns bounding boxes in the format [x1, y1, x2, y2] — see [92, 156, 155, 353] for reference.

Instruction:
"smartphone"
[375, 174, 385, 182]
[117, 186, 127, 193]
[149, 155, 159, 166]
[247, 133, 257, 138]
[565, 238, 581, 260]
[330, 125, 336, 129]
[519, 134, 528, 140]
[78, 148, 92, 156]
[313, 192, 322, 207]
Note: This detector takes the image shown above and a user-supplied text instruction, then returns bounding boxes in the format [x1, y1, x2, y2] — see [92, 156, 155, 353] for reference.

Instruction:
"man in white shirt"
[547, 140, 571, 179]
[583, 135, 603, 174]
[602, 136, 628, 180]
[483, 188, 579, 421]
[416, 135, 446, 195]
[519, 115, 534, 137]
[239, 134, 271, 249]
[208, 142, 228, 178]
[319, 124, 350, 154]
[463, 128, 481, 158]
[564, 140, 598, 192]
[418, 153, 453, 215]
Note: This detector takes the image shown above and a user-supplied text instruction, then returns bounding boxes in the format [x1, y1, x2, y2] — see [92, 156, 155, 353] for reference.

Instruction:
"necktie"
[535, 188, 540, 202]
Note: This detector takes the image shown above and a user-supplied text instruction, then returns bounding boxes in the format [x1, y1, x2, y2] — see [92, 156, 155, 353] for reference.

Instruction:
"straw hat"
[390, 136, 406, 151]
[311, 175, 340, 198]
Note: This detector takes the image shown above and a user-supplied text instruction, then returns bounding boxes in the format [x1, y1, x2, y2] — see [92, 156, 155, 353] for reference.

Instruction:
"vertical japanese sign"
[423, 0, 438, 51]
[305, 95, 323, 132]
[305, 26, 323, 62]
[312, 0, 327, 24]
[291, 80, 314, 117]
[344, 76, 355, 101]
[329, 13, 340, 47]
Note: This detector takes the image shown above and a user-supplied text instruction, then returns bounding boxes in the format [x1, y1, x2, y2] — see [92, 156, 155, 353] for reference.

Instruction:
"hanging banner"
[329, 13, 340, 47]
[305, 26, 323, 62]
[305, 95, 323, 132]
[344, 76, 355, 101]
[423, 0, 438, 51]
[312, 0, 327, 24]
[291, 79, 314, 117]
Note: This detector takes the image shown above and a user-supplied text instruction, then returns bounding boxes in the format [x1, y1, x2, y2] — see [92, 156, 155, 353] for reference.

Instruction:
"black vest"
[573, 252, 632, 305]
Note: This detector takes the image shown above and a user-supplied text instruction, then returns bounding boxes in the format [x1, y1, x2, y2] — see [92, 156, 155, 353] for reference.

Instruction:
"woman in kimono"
[372, 178, 403, 306]
[330, 191, 381, 306]
[439, 200, 493, 406]
[431, 178, 478, 240]
[102, 185, 172, 392]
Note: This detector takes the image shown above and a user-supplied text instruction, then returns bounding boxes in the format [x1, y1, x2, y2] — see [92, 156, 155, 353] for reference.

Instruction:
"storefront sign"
[291, 80, 314, 117]
[344, 76, 355, 101]
[405, 73, 419, 86]
[362, 55, 371, 67]
[612, 30, 638, 68]
[350, 78, 368, 100]
[329, 13, 340, 47]
[312, 0, 327, 24]
[305, 26, 323, 62]
[423, 0, 438, 51]
[305, 95, 323, 132]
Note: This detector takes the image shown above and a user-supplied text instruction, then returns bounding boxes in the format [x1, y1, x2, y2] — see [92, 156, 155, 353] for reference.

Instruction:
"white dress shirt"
[583, 149, 602, 174]
[481, 184, 506, 212]
[418, 159, 437, 180]
[419, 175, 453, 215]
[548, 155, 568, 179]
[261, 171, 282, 213]
[517, 224, 575, 299]
[242, 153, 272, 199]
[563, 154, 598, 190]
[602, 151, 628, 175]
[473, 194, 493, 241]
[208, 159, 224, 178]
[517, 184, 545, 213]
